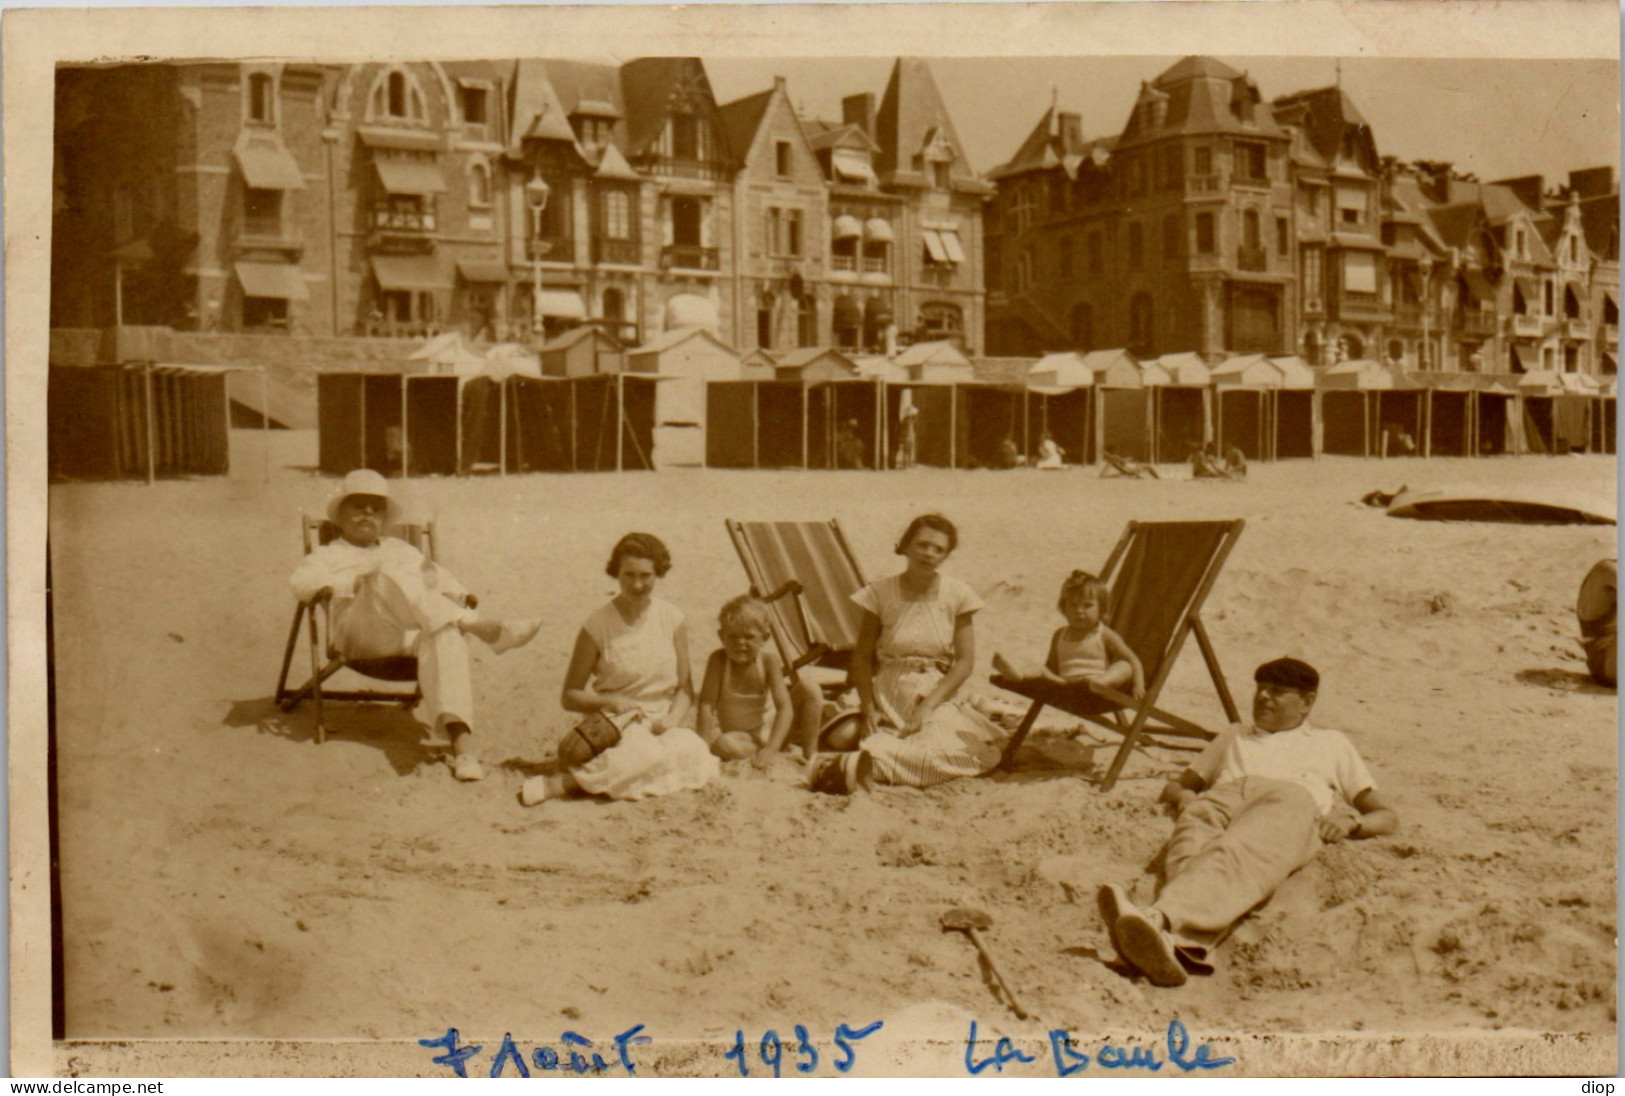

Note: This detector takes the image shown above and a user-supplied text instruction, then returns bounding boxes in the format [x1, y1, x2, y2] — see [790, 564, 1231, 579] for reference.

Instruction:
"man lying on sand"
[1097, 656, 1397, 987]
[290, 469, 542, 782]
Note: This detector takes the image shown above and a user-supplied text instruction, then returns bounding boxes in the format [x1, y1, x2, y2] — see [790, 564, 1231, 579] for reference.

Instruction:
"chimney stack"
[843, 93, 876, 137]
[1057, 111, 1084, 154]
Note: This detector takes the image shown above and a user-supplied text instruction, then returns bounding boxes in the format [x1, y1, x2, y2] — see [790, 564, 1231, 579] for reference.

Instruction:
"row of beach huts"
[48, 326, 1616, 481]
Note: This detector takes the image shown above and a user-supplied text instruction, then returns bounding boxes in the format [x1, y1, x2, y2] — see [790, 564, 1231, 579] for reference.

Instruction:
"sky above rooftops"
[707, 56, 1618, 188]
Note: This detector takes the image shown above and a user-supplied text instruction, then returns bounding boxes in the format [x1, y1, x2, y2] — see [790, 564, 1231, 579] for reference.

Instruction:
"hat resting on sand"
[327, 468, 402, 525]
[1255, 657, 1319, 693]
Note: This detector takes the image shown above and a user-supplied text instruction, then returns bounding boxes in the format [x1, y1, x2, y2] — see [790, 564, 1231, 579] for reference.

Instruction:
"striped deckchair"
[992, 519, 1244, 792]
[725, 519, 868, 690]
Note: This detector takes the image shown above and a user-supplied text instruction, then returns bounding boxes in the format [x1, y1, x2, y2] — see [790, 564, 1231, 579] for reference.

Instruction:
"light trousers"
[333, 566, 477, 735]
[1152, 777, 1321, 963]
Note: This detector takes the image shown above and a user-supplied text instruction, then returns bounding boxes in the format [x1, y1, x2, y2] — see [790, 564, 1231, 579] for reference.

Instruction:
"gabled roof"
[542, 325, 621, 352]
[894, 339, 971, 369]
[509, 59, 580, 151]
[776, 347, 858, 372]
[631, 325, 737, 358]
[717, 88, 774, 166]
[803, 118, 880, 154]
[620, 57, 727, 161]
[989, 107, 1106, 181]
[873, 57, 987, 193]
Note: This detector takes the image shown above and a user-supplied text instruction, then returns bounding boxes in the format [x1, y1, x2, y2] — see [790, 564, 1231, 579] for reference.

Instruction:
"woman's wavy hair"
[894, 512, 959, 556]
[605, 532, 673, 578]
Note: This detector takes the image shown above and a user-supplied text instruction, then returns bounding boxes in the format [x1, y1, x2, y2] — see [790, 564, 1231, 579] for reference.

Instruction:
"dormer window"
[369, 67, 428, 124]
[459, 83, 489, 137]
[247, 73, 275, 124]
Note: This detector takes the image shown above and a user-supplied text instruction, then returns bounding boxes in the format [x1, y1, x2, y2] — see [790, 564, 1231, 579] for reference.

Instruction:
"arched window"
[468, 160, 491, 208]
[919, 301, 963, 344]
[248, 73, 274, 124]
[368, 67, 428, 124]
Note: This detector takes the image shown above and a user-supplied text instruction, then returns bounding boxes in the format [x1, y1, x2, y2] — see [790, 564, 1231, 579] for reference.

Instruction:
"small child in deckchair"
[992, 571, 1145, 698]
[696, 595, 819, 760]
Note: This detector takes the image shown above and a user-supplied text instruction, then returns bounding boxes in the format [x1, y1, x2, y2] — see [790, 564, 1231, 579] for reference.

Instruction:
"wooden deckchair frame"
[724, 518, 868, 687]
[993, 519, 1244, 792]
[274, 516, 468, 744]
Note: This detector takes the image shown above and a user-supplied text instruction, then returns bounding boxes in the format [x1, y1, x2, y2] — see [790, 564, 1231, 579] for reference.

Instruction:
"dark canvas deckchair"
[275, 516, 471, 743]
[992, 519, 1244, 791]
[725, 519, 868, 690]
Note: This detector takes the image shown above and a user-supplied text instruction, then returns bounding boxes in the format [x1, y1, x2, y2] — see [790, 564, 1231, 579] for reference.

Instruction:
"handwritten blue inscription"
[419, 1025, 651, 1078]
[969, 1019, 1235, 1076]
[725, 1021, 884, 1077]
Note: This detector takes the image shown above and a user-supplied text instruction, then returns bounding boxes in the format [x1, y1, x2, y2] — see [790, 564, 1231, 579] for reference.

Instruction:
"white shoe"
[452, 754, 486, 782]
[490, 617, 543, 654]
[520, 774, 557, 806]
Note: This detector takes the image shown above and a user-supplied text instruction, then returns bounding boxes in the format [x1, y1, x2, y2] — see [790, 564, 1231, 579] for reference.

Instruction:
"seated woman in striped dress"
[824, 513, 1008, 788]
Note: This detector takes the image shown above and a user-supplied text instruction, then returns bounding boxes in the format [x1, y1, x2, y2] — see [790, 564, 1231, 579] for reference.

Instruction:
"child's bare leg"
[1090, 661, 1135, 691]
[993, 652, 1045, 680]
[712, 731, 759, 760]
[788, 676, 822, 759]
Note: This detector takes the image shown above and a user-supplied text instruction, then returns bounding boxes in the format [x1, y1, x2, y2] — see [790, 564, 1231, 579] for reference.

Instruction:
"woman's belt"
[877, 655, 951, 674]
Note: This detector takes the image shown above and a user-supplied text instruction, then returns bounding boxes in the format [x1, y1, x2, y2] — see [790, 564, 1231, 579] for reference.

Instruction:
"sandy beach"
[45, 443, 1617, 1075]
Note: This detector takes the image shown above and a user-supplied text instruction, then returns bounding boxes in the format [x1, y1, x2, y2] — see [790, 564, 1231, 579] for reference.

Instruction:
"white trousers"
[332, 567, 477, 734]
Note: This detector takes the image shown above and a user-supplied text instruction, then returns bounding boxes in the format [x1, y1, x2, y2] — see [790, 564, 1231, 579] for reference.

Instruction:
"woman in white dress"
[521, 533, 718, 804]
[839, 514, 1008, 787]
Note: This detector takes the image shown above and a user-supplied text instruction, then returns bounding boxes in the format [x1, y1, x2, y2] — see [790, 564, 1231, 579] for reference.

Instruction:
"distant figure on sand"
[521, 532, 718, 804]
[1101, 447, 1159, 479]
[1224, 445, 1248, 479]
[823, 513, 1008, 787]
[896, 401, 920, 469]
[837, 419, 868, 469]
[1035, 432, 1065, 470]
[996, 436, 1023, 469]
[289, 469, 542, 783]
[1097, 657, 1398, 987]
[992, 570, 1144, 697]
[696, 594, 822, 760]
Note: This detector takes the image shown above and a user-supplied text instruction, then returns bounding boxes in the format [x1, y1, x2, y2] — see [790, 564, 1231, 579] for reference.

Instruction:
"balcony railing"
[1565, 317, 1590, 340]
[1336, 291, 1388, 319]
[369, 202, 437, 234]
[592, 237, 640, 266]
[862, 255, 888, 275]
[1237, 245, 1267, 272]
[1392, 305, 1424, 330]
[831, 254, 857, 273]
[1509, 313, 1545, 338]
[643, 158, 729, 182]
[527, 237, 572, 263]
[1458, 311, 1497, 338]
[1606, 323, 1619, 348]
[1189, 175, 1222, 194]
[661, 244, 719, 271]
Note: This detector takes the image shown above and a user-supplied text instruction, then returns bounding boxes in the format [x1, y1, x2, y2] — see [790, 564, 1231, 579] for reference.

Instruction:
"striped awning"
[371, 255, 449, 292]
[374, 158, 447, 195]
[864, 217, 894, 243]
[234, 260, 310, 301]
[832, 215, 863, 240]
[234, 144, 306, 191]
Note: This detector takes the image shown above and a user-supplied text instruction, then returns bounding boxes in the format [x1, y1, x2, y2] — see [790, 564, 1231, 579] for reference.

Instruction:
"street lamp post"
[525, 172, 551, 343]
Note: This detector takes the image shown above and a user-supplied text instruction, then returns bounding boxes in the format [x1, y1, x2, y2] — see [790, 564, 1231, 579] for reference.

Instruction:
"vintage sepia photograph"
[9, 0, 1620, 1079]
